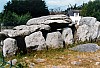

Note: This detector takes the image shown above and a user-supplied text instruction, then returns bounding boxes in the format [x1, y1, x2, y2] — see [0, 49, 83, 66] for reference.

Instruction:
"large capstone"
[3, 38, 18, 57]
[3, 29, 31, 37]
[13, 24, 50, 33]
[13, 25, 40, 33]
[26, 15, 70, 25]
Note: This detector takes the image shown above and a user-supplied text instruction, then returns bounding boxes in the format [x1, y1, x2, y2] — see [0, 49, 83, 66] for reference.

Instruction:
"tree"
[80, 0, 100, 21]
[65, 4, 83, 14]
[4, 0, 49, 18]
[0, 11, 32, 26]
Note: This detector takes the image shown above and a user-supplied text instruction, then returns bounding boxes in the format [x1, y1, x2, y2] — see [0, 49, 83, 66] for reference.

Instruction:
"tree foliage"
[0, 11, 32, 26]
[81, 0, 100, 21]
[4, 0, 49, 18]
[65, 4, 83, 14]
[0, 0, 49, 26]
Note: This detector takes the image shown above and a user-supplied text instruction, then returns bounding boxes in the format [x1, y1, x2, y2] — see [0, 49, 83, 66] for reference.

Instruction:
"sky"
[0, 0, 94, 12]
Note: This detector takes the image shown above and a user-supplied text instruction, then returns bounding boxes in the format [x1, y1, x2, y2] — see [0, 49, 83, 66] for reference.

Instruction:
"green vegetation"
[0, 11, 32, 26]
[80, 0, 100, 21]
[0, 0, 49, 26]
[0, 41, 100, 68]
[65, 0, 100, 21]
[4, 0, 49, 18]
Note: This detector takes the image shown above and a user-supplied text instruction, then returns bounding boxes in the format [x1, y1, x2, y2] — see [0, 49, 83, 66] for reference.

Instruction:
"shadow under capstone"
[14, 36, 27, 55]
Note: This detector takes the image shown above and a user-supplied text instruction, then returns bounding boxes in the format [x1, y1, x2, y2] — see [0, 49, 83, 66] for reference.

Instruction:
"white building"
[68, 10, 82, 25]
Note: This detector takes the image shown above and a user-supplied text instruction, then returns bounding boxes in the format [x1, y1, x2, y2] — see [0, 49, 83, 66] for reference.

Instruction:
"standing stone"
[3, 38, 18, 57]
[79, 17, 97, 26]
[46, 31, 64, 49]
[91, 21, 100, 40]
[62, 28, 73, 44]
[77, 24, 90, 41]
[77, 21, 100, 41]
[25, 31, 46, 50]
[96, 21, 100, 40]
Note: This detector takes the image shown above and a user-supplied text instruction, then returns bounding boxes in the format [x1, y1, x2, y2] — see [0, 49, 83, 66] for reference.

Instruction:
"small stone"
[89, 61, 92, 63]
[79, 59, 82, 62]
[24, 57, 27, 59]
[71, 61, 81, 65]
[95, 62, 100, 65]
[8, 59, 17, 65]
[76, 56, 81, 59]
[25, 60, 30, 63]
[35, 58, 45, 63]
[23, 57, 28, 59]
[29, 63, 35, 68]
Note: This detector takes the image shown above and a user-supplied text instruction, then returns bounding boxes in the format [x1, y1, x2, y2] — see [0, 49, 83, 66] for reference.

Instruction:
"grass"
[0, 41, 100, 68]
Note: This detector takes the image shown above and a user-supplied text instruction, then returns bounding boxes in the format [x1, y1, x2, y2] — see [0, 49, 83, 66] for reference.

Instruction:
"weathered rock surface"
[46, 31, 64, 49]
[3, 38, 18, 57]
[79, 17, 97, 26]
[91, 21, 100, 40]
[13, 24, 50, 32]
[96, 21, 100, 39]
[69, 43, 100, 52]
[44, 20, 68, 24]
[3, 30, 31, 37]
[39, 24, 51, 30]
[25, 31, 46, 50]
[27, 15, 70, 25]
[62, 28, 73, 44]
[77, 21, 100, 41]
[13, 25, 40, 33]
[77, 24, 89, 41]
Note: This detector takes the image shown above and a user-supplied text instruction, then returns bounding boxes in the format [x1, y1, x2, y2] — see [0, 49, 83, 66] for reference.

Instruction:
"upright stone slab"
[79, 17, 97, 26]
[46, 31, 64, 49]
[62, 28, 73, 44]
[77, 21, 100, 41]
[25, 31, 46, 50]
[3, 38, 18, 57]
[77, 24, 90, 41]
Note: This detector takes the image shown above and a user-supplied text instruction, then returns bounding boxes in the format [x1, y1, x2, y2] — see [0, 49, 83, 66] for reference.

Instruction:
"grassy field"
[0, 41, 100, 68]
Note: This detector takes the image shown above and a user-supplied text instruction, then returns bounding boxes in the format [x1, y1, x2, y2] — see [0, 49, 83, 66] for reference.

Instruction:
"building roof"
[68, 10, 81, 16]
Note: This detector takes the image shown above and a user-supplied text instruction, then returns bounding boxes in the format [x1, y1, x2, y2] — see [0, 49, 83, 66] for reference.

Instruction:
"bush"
[81, 0, 100, 21]
[0, 11, 32, 26]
